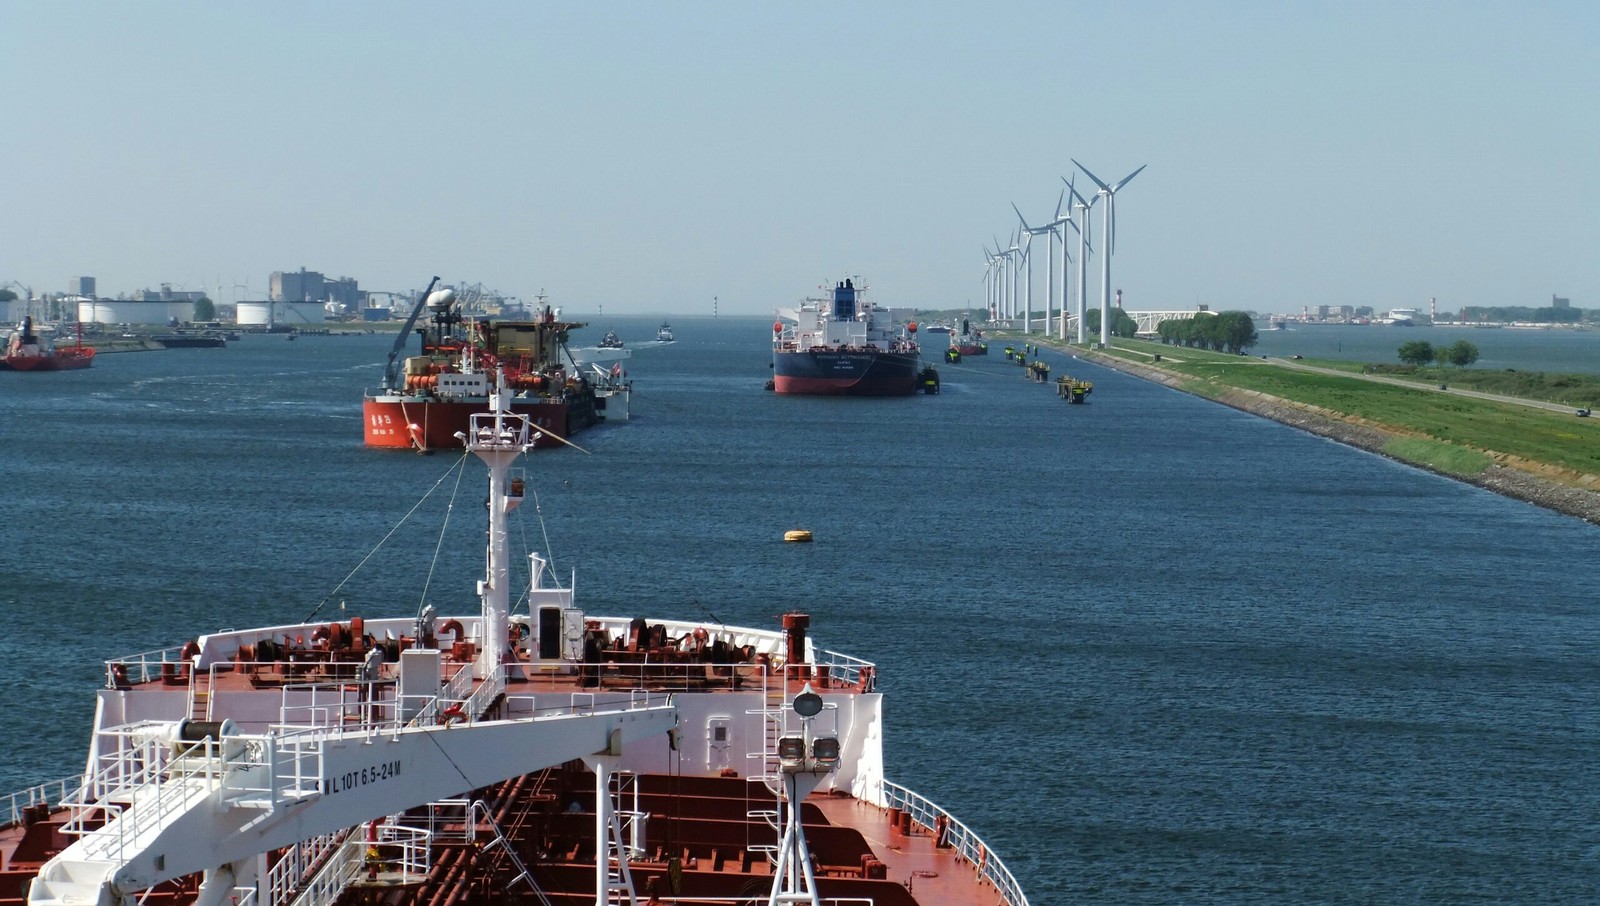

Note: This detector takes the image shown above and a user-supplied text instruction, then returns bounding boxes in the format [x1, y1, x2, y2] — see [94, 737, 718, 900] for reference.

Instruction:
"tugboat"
[655, 322, 674, 342]
[598, 329, 625, 349]
[363, 279, 601, 451]
[1057, 374, 1094, 402]
[0, 391, 1033, 906]
[3, 317, 95, 371]
[770, 278, 921, 396]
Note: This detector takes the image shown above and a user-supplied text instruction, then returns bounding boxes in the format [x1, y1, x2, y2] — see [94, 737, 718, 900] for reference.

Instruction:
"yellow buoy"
[784, 529, 814, 543]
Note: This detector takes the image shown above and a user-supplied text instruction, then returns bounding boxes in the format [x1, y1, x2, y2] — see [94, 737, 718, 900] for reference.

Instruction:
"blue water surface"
[2, 318, 1598, 904]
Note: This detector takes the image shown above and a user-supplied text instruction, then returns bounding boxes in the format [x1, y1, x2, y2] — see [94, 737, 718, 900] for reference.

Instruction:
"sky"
[3, 1, 1596, 317]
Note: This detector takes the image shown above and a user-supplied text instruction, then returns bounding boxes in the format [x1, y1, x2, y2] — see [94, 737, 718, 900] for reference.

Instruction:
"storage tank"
[76, 299, 193, 325]
[236, 301, 328, 326]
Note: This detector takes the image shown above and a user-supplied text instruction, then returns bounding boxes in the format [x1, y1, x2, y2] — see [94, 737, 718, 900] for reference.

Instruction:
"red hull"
[363, 396, 576, 450]
[771, 374, 916, 395]
[4, 348, 95, 371]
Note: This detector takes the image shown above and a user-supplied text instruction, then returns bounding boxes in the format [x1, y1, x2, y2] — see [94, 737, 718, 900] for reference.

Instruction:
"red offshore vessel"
[0, 394, 1031, 906]
[949, 318, 987, 357]
[3, 318, 95, 371]
[364, 280, 623, 452]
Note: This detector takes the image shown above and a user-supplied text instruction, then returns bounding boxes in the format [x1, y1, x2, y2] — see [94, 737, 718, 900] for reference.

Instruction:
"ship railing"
[63, 730, 233, 863]
[501, 654, 877, 696]
[1, 776, 77, 827]
[881, 780, 1030, 906]
[404, 660, 484, 727]
[229, 886, 258, 906]
[221, 728, 327, 809]
[286, 820, 430, 906]
[277, 678, 404, 732]
[264, 829, 350, 906]
[811, 649, 878, 690]
[104, 644, 192, 687]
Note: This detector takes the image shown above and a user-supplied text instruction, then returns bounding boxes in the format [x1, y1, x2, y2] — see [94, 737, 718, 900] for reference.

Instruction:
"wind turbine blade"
[1063, 176, 1094, 210]
[1011, 201, 1033, 233]
[1113, 164, 1147, 192]
[1053, 189, 1065, 221]
[1109, 198, 1117, 256]
[1072, 159, 1111, 193]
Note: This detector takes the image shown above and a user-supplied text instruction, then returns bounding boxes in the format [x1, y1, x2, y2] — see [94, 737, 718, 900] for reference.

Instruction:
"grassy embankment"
[1013, 334, 1600, 482]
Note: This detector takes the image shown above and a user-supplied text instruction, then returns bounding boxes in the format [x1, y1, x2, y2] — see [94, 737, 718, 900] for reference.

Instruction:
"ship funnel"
[831, 280, 857, 320]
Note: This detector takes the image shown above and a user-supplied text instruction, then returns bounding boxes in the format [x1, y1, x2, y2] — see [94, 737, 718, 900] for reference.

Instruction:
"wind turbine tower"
[1073, 160, 1146, 348]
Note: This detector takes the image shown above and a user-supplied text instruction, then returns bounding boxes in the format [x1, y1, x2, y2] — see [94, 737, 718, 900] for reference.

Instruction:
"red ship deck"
[1, 620, 1026, 906]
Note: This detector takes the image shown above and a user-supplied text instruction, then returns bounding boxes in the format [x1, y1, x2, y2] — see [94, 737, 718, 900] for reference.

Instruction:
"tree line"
[1154, 312, 1258, 354]
[1398, 339, 1479, 367]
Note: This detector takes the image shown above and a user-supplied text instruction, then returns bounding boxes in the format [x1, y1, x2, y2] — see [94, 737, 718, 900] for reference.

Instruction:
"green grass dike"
[989, 331, 1600, 522]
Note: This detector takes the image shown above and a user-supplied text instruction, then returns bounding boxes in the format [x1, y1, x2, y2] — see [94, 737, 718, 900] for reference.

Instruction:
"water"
[3, 318, 1599, 903]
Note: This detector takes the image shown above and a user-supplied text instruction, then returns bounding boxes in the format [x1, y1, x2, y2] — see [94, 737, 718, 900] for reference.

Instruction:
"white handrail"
[881, 780, 1029, 906]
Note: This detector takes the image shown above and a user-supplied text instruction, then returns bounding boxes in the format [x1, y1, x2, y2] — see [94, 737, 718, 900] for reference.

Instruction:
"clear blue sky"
[3, 1, 1595, 316]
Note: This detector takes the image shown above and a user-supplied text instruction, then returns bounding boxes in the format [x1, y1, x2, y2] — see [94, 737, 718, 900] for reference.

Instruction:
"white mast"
[460, 369, 533, 680]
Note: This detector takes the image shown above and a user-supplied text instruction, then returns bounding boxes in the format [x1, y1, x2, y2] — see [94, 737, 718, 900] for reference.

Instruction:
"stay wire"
[301, 449, 471, 624]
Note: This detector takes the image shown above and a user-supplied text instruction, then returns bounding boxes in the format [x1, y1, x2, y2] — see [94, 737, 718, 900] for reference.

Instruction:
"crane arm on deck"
[381, 275, 440, 390]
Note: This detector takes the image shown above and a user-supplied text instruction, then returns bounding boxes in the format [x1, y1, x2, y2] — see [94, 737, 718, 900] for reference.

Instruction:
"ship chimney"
[783, 612, 810, 666]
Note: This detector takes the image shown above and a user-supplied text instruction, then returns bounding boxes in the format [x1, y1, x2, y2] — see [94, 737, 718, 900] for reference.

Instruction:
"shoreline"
[1072, 347, 1600, 526]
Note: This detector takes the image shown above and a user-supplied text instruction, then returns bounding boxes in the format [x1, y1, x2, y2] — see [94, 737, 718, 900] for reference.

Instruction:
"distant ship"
[152, 332, 227, 348]
[1377, 308, 1418, 326]
[770, 278, 923, 396]
[3, 317, 95, 371]
[656, 322, 674, 342]
[598, 329, 625, 349]
[363, 281, 607, 451]
[950, 317, 988, 356]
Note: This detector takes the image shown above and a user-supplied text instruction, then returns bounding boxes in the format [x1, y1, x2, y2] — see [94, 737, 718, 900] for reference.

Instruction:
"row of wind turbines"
[984, 160, 1145, 348]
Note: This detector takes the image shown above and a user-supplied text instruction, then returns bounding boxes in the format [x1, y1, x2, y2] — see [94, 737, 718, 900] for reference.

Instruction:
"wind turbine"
[1064, 178, 1098, 344]
[1013, 199, 1057, 336]
[994, 233, 1018, 323]
[1073, 160, 1146, 348]
[998, 231, 1016, 323]
[1015, 219, 1036, 333]
[1042, 185, 1080, 341]
[979, 246, 992, 321]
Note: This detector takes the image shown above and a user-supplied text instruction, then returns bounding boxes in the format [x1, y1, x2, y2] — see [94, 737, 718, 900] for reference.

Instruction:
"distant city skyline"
[3, 2, 1595, 316]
